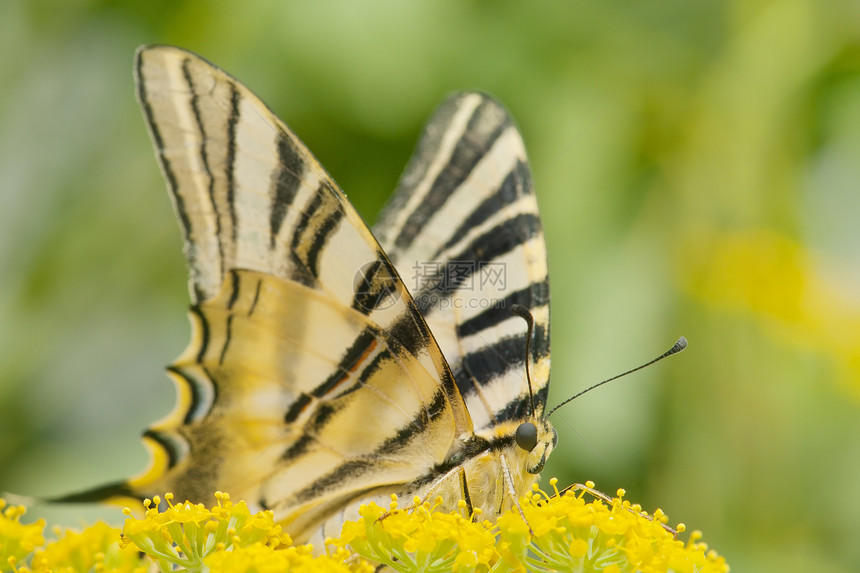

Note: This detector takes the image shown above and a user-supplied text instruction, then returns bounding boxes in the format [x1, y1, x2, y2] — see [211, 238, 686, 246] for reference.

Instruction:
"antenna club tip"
[673, 336, 688, 353]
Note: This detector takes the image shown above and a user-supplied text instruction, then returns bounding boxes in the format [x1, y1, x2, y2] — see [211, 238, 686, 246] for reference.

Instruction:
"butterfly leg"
[499, 453, 534, 536]
[409, 464, 475, 519]
[454, 465, 474, 518]
[557, 482, 613, 503]
[557, 482, 678, 536]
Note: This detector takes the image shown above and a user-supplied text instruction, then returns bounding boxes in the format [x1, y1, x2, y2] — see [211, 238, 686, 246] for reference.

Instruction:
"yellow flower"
[30, 522, 145, 573]
[502, 480, 727, 573]
[335, 494, 497, 572]
[0, 499, 44, 572]
[336, 481, 728, 573]
[205, 542, 371, 573]
[120, 491, 289, 571]
[680, 228, 860, 394]
[2, 484, 728, 572]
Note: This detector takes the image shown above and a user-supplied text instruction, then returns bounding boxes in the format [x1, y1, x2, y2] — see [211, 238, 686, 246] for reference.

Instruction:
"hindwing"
[374, 94, 550, 432]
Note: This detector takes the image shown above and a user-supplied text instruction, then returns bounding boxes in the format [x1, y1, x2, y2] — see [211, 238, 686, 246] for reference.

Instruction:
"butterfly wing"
[373, 93, 550, 432]
[120, 46, 474, 537]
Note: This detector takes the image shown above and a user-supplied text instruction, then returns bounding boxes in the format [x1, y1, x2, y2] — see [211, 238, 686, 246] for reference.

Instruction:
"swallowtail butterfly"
[73, 45, 556, 546]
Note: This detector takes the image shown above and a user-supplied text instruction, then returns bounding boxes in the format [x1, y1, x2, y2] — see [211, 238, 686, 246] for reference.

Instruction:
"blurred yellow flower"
[0, 500, 44, 572]
[205, 542, 371, 573]
[30, 521, 145, 573]
[681, 229, 860, 395]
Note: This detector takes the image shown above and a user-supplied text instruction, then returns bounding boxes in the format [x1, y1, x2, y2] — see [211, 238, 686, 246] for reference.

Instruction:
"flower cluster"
[0, 481, 727, 572]
[30, 521, 144, 573]
[119, 492, 368, 572]
[0, 499, 45, 571]
[338, 480, 728, 573]
[501, 480, 728, 572]
[120, 492, 288, 568]
[0, 493, 366, 573]
[337, 496, 497, 572]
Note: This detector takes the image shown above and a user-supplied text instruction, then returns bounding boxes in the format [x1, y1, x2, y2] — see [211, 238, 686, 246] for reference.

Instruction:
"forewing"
[373, 93, 550, 432]
[127, 46, 473, 536]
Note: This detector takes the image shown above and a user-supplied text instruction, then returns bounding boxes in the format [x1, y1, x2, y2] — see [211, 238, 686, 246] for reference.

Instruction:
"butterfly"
[71, 45, 555, 547]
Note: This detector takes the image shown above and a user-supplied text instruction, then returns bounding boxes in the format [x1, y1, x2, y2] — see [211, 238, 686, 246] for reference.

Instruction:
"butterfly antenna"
[511, 304, 537, 417]
[547, 336, 687, 418]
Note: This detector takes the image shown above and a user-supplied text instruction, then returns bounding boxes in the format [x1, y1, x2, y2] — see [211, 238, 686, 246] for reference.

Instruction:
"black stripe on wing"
[432, 159, 533, 260]
[287, 184, 346, 286]
[412, 212, 542, 313]
[180, 57, 221, 246]
[286, 389, 449, 505]
[224, 88, 240, 243]
[455, 280, 549, 338]
[351, 258, 401, 314]
[492, 384, 549, 424]
[392, 98, 512, 252]
[450, 322, 548, 397]
[283, 329, 379, 424]
[179, 55, 240, 294]
[269, 135, 306, 247]
[135, 55, 199, 298]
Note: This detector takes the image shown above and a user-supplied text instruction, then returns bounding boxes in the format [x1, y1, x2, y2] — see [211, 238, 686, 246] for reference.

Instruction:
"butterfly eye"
[515, 422, 538, 452]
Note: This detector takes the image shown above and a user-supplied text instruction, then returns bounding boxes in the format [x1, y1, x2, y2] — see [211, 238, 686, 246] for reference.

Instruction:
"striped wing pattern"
[77, 45, 554, 543]
[374, 94, 550, 432]
[128, 46, 475, 538]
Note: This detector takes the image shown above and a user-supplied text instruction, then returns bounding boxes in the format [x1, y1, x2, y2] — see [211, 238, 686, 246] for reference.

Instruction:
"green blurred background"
[2, 0, 859, 570]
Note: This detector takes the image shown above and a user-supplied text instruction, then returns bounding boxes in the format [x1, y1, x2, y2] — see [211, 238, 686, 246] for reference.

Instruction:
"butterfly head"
[506, 304, 556, 474]
[514, 417, 557, 474]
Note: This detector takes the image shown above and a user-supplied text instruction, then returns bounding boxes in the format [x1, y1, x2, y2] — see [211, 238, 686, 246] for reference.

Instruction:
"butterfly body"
[76, 45, 553, 545]
[437, 416, 557, 508]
